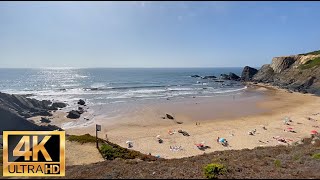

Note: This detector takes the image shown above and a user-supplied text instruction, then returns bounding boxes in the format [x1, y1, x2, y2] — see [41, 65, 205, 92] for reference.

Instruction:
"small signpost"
[96, 124, 101, 148]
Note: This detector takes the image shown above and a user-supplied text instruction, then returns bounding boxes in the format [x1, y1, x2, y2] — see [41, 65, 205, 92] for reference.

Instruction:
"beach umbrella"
[156, 135, 161, 138]
[311, 130, 318, 135]
[126, 141, 133, 144]
[287, 127, 293, 130]
[219, 138, 226, 143]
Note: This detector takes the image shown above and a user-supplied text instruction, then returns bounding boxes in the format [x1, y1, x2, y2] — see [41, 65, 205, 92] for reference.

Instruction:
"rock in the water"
[202, 76, 217, 79]
[219, 73, 240, 81]
[220, 74, 230, 80]
[67, 110, 81, 119]
[191, 75, 200, 78]
[40, 117, 51, 123]
[166, 114, 174, 120]
[228, 73, 240, 81]
[78, 107, 85, 114]
[78, 99, 86, 105]
[241, 66, 258, 81]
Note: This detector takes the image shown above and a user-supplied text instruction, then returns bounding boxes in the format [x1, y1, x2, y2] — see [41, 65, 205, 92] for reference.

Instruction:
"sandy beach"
[36, 83, 320, 163]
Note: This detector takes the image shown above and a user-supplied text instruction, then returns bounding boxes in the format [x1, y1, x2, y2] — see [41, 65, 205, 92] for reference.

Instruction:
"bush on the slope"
[203, 163, 227, 179]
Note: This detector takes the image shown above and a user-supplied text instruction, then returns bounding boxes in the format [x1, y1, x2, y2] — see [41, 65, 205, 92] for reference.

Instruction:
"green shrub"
[99, 143, 141, 160]
[274, 159, 281, 168]
[299, 50, 320, 56]
[299, 57, 320, 70]
[203, 163, 227, 179]
[100, 144, 119, 160]
[312, 153, 320, 160]
[68, 134, 103, 144]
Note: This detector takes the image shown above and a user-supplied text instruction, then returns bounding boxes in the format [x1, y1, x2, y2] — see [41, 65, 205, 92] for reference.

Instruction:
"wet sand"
[40, 84, 320, 160]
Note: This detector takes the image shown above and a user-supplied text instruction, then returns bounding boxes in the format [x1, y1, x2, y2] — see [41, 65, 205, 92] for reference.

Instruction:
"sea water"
[0, 67, 246, 106]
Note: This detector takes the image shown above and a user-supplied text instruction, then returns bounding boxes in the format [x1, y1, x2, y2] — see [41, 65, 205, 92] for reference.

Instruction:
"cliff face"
[0, 92, 67, 133]
[249, 52, 320, 95]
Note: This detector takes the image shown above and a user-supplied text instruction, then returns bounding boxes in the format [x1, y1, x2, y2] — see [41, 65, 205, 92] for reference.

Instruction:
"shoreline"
[42, 83, 320, 161]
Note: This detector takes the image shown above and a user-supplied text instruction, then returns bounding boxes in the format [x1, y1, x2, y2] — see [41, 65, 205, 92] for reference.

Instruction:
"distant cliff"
[242, 50, 320, 95]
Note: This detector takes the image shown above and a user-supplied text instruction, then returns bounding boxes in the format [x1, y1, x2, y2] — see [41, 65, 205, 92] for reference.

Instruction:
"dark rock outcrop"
[202, 76, 217, 79]
[228, 73, 240, 81]
[241, 66, 258, 81]
[0, 106, 61, 134]
[40, 117, 51, 123]
[252, 65, 274, 83]
[166, 114, 174, 120]
[220, 74, 229, 80]
[67, 110, 81, 119]
[270, 56, 296, 73]
[245, 51, 320, 95]
[78, 107, 85, 114]
[0, 92, 67, 133]
[220, 73, 240, 81]
[78, 99, 86, 105]
[0, 92, 67, 118]
[50, 102, 67, 110]
[191, 75, 200, 78]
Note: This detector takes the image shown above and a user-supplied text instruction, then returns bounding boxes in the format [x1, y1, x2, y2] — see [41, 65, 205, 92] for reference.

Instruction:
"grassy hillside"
[299, 57, 320, 69]
[63, 136, 320, 179]
[67, 134, 157, 161]
[299, 50, 320, 56]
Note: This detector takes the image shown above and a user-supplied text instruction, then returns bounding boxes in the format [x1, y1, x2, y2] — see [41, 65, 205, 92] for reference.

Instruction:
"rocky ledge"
[0, 92, 67, 133]
[241, 50, 320, 95]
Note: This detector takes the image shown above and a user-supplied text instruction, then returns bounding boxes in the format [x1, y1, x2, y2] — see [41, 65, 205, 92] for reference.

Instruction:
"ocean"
[0, 68, 246, 106]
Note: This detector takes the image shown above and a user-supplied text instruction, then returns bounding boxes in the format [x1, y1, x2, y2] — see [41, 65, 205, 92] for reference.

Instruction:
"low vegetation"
[274, 159, 281, 168]
[68, 134, 158, 161]
[99, 143, 141, 160]
[67, 133, 104, 144]
[203, 163, 227, 179]
[299, 57, 320, 70]
[312, 153, 320, 160]
[65, 137, 320, 179]
[299, 50, 320, 56]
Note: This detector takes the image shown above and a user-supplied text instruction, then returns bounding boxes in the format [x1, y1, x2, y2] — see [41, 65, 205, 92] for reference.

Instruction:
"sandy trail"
[65, 141, 104, 166]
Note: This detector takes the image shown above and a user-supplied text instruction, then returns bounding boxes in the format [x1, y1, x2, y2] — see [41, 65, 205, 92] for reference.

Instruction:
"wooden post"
[96, 126, 98, 148]
[96, 124, 101, 149]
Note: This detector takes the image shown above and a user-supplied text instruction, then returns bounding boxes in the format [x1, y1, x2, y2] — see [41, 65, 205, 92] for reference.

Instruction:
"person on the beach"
[217, 137, 220, 143]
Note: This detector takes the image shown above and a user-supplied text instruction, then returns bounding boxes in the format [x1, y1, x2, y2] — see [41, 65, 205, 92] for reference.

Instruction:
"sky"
[0, 1, 320, 68]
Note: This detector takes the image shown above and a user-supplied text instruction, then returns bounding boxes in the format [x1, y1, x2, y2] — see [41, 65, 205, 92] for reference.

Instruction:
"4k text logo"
[2, 131, 65, 177]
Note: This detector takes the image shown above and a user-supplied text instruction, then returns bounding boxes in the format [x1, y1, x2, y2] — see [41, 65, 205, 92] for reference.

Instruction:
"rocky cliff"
[0, 92, 67, 133]
[243, 50, 320, 95]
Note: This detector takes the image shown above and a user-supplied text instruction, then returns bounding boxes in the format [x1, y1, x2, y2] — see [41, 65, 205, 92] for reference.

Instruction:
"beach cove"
[37, 83, 320, 163]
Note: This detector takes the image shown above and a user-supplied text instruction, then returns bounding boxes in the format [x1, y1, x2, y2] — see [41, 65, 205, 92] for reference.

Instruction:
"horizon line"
[0, 66, 260, 69]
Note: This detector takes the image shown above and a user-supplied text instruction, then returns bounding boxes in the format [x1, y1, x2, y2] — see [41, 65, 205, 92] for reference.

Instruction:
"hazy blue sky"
[0, 1, 320, 68]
